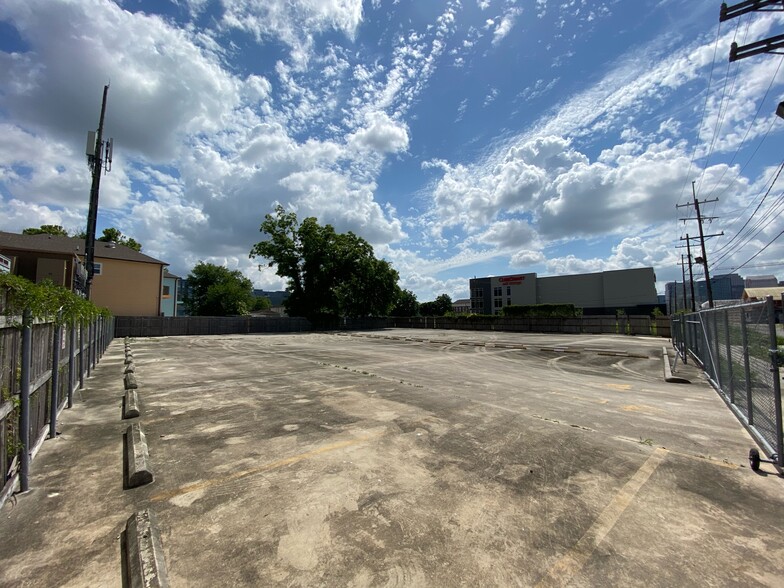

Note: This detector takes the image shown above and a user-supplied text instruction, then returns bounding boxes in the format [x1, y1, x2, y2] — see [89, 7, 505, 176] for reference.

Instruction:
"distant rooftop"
[0, 231, 167, 265]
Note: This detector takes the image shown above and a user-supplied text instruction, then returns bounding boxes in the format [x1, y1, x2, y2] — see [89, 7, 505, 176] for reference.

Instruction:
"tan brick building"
[0, 231, 167, 316]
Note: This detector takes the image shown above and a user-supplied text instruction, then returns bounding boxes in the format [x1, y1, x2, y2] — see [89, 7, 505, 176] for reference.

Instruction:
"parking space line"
[150, 431, 384, 503]
[535, 447, 667, 588]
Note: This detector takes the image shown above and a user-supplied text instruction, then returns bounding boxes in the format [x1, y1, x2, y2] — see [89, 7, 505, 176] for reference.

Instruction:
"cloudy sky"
[2, 0, 784, 301]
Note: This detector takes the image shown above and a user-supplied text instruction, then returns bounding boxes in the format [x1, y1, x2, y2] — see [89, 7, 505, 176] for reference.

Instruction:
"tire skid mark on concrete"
[149, 430, 385, 503]
[534, 447, 668, 588]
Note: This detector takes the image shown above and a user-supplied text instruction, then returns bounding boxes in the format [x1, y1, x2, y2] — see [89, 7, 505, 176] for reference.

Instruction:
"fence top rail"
[679, 300, 768, 318]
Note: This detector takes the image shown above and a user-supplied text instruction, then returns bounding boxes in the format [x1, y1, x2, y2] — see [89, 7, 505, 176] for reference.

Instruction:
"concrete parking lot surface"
[1, 329, 783, 587]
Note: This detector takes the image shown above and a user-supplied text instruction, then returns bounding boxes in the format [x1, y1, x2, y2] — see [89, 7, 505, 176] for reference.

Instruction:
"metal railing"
[0, 313, 114, 508]
[671, 297, 783, 472]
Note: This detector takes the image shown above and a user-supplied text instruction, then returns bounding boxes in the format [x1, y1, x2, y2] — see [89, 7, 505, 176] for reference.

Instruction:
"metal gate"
[671, 296, 783, 472]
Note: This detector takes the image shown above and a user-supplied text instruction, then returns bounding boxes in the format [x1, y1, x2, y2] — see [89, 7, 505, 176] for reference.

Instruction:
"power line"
[706, 55, 784, 200]
[731, 227, 784, 273]
[678, 20, 724, 206]
[697, 16, 744, 198]
[711, 158, 784, 258]
[711, 190, 784, 269]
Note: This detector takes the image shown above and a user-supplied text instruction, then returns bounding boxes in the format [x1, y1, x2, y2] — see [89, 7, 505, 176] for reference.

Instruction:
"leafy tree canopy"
[22, 224, 69, 236]
[71, 227, 143, 251]
[250, 205, 400, 319]
[420, 293, 452, 316]
[251, 296, 272, 312]
[97, 227, 142, 251]
[184, 262, 255, 316]
[391, 288, 420, 317]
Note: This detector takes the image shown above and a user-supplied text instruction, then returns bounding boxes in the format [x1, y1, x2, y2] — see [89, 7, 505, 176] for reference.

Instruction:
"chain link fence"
[671, 297, 783, 471]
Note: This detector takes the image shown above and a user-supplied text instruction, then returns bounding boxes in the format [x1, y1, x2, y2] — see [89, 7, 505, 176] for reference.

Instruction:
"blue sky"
[2, 0, 784, 301]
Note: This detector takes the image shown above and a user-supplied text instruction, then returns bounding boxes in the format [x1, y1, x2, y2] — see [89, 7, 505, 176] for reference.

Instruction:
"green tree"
[98, 227, 142, 252]
[184, 262, 255, 316]
[250, 205, 400, 319]
[420, 293, 452, 316]
[391, 289, 419, 317]
[252, 296, 272, 311]
[22, 224, 69, 236]
[72, 227, 143, 251]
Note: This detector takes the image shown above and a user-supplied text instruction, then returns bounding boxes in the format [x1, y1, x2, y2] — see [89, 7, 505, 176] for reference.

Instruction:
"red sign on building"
[498, 275, 525, 285]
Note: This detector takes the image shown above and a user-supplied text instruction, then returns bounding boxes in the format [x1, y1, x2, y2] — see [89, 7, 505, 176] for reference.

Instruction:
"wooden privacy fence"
[0, 314, 114, 509]
[115, 314, 670, 338]
[114, 316, 312, 337]
[390, 315, 670, 337]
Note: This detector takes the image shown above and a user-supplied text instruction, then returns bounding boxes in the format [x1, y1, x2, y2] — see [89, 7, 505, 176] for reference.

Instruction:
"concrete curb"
[122, 509, 170, 588]
[663, 347, 691, 384]
[124, 373, 138, 390]
[125, 424, 154, 488]
[123, 389, 141, 419]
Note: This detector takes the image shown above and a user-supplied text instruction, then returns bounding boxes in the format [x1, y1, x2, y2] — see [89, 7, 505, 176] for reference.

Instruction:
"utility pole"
[84, 85, 113, 300]
[686, 234, 697, 312]
[677, 183, 723, 309]
[677, 233, 698, 312]
[680, 254, 688, 312]
[720, 1, 784, 116]
[693, 182, 715, 308]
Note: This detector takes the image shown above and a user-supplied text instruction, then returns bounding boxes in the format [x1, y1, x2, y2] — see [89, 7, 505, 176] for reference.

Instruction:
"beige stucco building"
[0, 231, 167, 317]
[469, 268, 659, 315]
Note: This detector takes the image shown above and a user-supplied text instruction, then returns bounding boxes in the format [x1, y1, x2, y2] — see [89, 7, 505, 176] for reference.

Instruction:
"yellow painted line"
[663, 448, 739, 470]
[535, 447, 667, 588]
[621, 404, 662, 414]
[150, 432, 383, 503]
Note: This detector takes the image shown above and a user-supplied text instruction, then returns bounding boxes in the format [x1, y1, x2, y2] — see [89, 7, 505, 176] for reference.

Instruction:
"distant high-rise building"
[745, 275, 778, 288]
[666, 273, 745, 313]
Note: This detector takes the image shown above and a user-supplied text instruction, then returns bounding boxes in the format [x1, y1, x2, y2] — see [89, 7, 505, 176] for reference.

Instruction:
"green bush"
[0, 274, 109, 326]
[501, 304, 581, 318]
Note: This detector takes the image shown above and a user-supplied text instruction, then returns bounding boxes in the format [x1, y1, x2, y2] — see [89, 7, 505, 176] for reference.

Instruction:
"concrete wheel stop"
[124, 373, 138, 390]
[124, 423, 153, 488]
[123, 389, 141, 420]
[121, 509, 170, 588]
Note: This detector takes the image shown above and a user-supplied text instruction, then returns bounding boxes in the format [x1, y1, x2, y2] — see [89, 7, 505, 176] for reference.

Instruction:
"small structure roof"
[742, 287, 784, 300]
[0, 231, 167, 265]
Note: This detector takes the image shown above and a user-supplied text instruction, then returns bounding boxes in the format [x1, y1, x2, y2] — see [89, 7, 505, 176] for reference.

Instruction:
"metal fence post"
[49, 317, 62, 439]
[712, 311, 722, 388]
[19, 309, 32, 493]
[681, 316, 688, 364]
[86, 320, 92, 378]
[79, 320, 85, 389]
[723, 310, 734, 404]
[765, 296, 784, 468]
[740, 309, 753, 425]
[68, 321, 76, 408]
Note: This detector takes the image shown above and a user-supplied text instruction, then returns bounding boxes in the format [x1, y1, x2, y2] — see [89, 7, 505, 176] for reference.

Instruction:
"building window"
[494, 299, 503, 308]
[162, 285, 171, 298]
[507, 286, 511, 296]
[494, 286, 502, 297]
[507, 298, 511, 306]
[93, 262, 102, 276]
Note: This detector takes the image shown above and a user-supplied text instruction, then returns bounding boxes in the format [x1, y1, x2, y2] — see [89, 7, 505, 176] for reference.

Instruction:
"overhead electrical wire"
[711, 158, 784, 258]
[706, 55, 784, 201]
[677, 19, 724, 207]
[730, 227, 784, 273]
[710, 189, 784, 269]
[696, 16, 744, 199]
